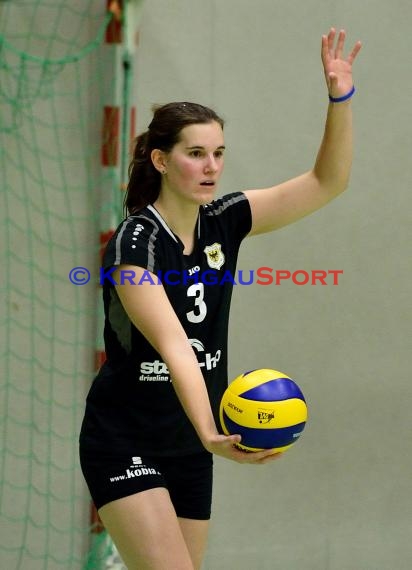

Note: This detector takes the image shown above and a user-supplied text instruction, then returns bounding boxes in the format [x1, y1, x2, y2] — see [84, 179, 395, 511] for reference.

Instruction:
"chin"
[196, 188, 217, 205]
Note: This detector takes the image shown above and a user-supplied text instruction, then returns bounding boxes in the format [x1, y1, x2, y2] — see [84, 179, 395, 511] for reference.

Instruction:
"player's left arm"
[245, 28, 362, 236]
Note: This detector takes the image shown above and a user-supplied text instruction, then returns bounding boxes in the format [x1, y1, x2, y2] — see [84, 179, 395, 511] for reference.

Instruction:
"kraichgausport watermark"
[68, 266, 343, 286]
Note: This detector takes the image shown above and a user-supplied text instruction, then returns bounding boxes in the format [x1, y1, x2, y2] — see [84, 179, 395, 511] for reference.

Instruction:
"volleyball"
[219, 369, 308, 453]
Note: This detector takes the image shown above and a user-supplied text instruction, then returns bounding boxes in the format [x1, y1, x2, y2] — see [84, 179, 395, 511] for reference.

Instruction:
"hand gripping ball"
[220, 369, 308, 453]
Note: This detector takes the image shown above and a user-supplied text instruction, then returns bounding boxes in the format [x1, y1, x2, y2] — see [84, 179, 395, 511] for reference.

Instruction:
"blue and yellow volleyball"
[219, 369, 308, 453]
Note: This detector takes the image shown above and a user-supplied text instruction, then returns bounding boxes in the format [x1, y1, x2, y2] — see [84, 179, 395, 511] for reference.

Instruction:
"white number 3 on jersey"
[186, 283, 207, 323]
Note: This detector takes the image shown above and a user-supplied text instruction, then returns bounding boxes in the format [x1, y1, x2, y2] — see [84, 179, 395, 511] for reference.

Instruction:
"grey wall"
[134, 2, 412, 569]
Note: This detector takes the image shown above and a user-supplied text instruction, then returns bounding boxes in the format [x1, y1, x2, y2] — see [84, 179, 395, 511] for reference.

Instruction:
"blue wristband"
[329, 85, 355, 103]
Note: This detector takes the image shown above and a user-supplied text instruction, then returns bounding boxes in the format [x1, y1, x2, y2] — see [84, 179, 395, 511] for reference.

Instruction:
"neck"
[153, 193, 200, 254]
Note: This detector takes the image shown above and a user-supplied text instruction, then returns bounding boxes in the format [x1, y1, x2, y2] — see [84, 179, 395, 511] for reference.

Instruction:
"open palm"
[322, 28, 362, 98]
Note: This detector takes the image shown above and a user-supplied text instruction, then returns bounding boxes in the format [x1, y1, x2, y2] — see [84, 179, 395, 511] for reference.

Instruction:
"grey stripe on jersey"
[136, 215, 159, 273]
[203, 193, 246, 216]
[114, 219, 130, 266]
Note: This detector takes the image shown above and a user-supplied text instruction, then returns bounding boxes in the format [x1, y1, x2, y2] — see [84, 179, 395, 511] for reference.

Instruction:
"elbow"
[336, 174, 351, 196]
[313, 170, 351, 199]
[160, 337, 197, 368]
[333, 177, 350, 196]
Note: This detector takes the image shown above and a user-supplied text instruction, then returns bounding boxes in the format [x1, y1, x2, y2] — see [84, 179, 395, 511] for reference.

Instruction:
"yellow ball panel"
[229, 369, 288, 391]
[221, 390, 307, 429]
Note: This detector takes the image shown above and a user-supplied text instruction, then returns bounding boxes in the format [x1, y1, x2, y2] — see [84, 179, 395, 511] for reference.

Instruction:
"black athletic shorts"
[79, 447, 214, 520]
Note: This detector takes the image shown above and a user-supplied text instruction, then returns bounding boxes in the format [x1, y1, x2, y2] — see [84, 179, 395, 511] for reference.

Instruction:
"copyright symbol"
[69, 267, 91, 285]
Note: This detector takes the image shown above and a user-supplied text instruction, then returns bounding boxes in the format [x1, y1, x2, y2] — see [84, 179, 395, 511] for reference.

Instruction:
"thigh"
[178, 517, 209, 570]
[99, 488, 194, 570]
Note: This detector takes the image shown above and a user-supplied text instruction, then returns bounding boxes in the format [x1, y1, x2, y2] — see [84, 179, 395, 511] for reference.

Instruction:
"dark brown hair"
[124, 102, 224, 215]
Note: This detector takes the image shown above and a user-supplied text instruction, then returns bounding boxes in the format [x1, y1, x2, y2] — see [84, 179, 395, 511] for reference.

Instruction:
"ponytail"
[124, 131, 160, 215]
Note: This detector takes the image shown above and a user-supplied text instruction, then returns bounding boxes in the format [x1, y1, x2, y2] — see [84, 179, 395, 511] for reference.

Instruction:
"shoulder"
[201, 192, 252, 240]
[103, 210, 163, 271]
[202, 192, 249, 218]
[111, 211, 161, 248]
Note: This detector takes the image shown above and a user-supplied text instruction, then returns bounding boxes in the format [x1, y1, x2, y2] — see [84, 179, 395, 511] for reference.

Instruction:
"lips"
[200, 181, 215, 186]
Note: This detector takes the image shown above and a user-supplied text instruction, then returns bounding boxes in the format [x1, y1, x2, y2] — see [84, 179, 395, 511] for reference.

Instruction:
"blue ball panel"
[222, 410, 306, 449]
[239, 378, 305, 403]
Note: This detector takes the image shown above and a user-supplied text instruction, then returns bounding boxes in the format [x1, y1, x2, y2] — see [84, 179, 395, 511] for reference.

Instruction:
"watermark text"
[69, 266, 343, 286]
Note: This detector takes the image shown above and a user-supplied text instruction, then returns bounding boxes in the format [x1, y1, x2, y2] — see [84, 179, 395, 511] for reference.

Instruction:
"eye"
[189, 150, 203, 158]
[214, 150, 224, 159]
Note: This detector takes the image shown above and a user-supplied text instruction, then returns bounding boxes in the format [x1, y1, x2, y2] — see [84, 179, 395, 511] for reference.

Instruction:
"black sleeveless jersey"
[80, 192, 252, 457]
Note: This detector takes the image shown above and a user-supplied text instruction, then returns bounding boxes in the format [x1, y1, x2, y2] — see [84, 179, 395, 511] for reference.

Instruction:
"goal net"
[0, 1, 141, 568]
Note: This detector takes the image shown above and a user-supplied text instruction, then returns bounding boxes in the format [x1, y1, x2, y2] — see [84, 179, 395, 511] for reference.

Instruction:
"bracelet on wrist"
[329, 85, 355, 103]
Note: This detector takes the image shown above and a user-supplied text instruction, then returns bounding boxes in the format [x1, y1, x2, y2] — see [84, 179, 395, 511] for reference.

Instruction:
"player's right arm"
[114, 264, 279, 464]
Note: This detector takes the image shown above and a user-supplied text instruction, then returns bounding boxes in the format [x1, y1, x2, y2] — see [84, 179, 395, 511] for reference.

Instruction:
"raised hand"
[321, 28, 362, 99]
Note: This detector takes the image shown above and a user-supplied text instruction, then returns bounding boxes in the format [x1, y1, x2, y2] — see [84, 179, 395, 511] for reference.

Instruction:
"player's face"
[163, 121, 225, 205]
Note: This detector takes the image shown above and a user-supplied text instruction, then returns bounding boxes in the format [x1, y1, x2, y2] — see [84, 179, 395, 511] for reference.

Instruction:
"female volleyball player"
[80, 28, 361, 570]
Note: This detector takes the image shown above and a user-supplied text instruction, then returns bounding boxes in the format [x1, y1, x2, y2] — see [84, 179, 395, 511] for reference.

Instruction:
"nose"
[204, 154, 218, 173]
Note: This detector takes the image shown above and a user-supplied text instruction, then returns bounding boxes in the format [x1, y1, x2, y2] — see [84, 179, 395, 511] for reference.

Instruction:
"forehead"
[177, 121, 224, 148]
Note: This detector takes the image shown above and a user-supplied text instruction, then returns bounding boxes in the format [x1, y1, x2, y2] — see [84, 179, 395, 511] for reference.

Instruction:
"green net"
[0, 1, 135, 568]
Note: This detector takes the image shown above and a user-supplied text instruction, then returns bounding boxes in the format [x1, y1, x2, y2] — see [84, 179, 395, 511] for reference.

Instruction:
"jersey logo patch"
[203, 243, 225, 270]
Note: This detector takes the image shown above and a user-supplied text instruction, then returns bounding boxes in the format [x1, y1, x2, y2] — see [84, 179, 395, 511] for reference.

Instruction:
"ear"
[151, 149, 167, 174]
